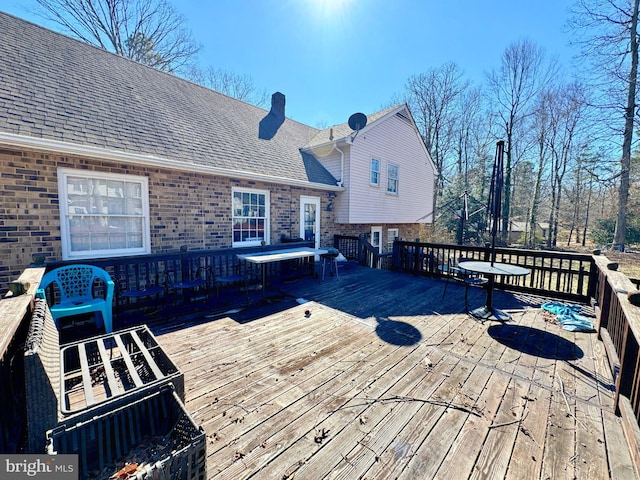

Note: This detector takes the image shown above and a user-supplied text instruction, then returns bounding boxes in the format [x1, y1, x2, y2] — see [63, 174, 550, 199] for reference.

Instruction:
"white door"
[300, 196, 321, 250]
[370, 226, 382, 268]
[371, 226, 382, 253]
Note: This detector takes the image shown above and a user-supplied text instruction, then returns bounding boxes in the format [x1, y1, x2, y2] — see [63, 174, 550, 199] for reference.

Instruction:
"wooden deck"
[152, 264, 638, 479]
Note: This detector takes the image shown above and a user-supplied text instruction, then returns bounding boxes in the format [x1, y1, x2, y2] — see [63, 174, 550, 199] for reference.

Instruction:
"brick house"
[0, 12, 435, 291]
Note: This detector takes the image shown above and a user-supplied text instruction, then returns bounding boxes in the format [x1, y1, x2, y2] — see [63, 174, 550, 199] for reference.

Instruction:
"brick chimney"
[271, 92, 285, 118]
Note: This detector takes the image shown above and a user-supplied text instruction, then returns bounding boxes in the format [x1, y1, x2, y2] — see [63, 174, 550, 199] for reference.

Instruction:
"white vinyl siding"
[345, 114, 434, 224]
[58, 168, 150, 260]
[232, 187, 270, 247]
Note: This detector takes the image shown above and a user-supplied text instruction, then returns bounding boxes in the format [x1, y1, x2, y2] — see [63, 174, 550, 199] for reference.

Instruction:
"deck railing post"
[358, 234, 365, 266]
[391, 240, 399, 271]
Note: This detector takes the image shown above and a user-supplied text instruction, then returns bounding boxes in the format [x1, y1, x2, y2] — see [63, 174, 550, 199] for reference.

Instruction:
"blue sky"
[4, 0, 577, 128]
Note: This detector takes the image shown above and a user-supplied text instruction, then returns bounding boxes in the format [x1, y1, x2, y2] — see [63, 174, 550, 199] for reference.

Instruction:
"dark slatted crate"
[47, 386, 206, 480]
[60, 325, 184, 420]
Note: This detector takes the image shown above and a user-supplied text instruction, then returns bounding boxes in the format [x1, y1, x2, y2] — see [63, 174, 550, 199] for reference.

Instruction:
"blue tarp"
[541, 302, 595, 332]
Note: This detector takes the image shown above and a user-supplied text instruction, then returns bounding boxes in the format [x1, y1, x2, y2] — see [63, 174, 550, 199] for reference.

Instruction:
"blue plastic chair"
[37, 264, 115, 333]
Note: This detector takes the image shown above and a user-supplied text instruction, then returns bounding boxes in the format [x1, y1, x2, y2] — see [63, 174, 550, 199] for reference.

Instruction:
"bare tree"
[546, 83, 587, 247]
[184, 65, 269, 107]
[403, 62, 468, 214]
[527, 89, 554, 247]
[566, 149, 598, 246]
[570, 0, 640, 250]
[33, 0, 200, 73]
[486, 39, 556, 243]
[453, 87, 485, 181]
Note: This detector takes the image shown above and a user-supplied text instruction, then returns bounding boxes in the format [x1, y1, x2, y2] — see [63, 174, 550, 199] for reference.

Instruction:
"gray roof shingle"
[0, 12, 345, 186]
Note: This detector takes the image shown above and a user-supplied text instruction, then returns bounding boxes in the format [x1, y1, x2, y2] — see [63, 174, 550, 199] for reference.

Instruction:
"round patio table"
[458, 261, 530, 321]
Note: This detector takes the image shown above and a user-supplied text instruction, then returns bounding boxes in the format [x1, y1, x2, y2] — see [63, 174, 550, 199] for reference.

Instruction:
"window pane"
[372, 231, 380, 246]
[126, 197, 143, 215]
[233, 192, 242, 216]
[126, 182, 141, 198]
[91, 231, 109, 250]
[67, 177, 88, 195]
[107, 196, 125, 214]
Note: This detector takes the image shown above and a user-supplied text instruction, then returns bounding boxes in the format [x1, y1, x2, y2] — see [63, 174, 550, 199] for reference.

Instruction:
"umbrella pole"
[490, 141, 505, 266]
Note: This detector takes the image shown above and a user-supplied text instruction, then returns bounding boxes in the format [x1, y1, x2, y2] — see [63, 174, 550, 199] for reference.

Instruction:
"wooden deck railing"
[591, 255, 640, 465]
[43, 241, 314, 311]
[333, 235, 361, 261]
[333, 234, 393, 270]
[391, 240, 595, 303]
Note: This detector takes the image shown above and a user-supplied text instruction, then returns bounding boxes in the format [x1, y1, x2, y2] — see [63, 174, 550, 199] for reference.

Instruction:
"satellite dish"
[348, 112, 367, 131]
[348, 112, 367, 141]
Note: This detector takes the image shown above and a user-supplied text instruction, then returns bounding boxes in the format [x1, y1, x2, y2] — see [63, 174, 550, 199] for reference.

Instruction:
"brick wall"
[0, 148, 340, 292]
[1, 148, 59, 290]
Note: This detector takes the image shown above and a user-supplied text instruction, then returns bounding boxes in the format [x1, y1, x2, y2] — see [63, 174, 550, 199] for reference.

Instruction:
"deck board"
[154, 264, 637, 479]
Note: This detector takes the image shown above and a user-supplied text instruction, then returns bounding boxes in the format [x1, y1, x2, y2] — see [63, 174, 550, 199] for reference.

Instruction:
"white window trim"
[58, 168, 151, 260]
[387, 162, 399, 195]
[232, 186, 270, 248]
[370, 158, 380, 187]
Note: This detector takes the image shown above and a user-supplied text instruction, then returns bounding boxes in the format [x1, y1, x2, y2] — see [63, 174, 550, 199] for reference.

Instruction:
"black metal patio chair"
[441, 257, 489, 311]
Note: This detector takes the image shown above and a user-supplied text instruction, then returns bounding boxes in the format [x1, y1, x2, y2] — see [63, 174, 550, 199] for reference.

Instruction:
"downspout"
[331, 136, 344, 187]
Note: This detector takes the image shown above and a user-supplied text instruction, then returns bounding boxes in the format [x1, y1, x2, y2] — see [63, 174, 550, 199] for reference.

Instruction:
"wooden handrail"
[0, 266, 45, 453]
[591, 255, 640, 474]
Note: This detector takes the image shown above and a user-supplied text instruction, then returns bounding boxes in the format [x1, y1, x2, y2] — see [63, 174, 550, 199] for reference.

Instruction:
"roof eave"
[301, 136, 351, 153]
[0, 131, 344, 192]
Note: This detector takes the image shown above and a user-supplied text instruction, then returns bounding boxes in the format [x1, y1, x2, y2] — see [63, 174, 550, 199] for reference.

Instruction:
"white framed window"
[387, 228, 399, 251]
[370, 158, 380, 186]
[232, 187, 270, 247]
[387, 163, 399, 194]
[58, 168, 150, 260]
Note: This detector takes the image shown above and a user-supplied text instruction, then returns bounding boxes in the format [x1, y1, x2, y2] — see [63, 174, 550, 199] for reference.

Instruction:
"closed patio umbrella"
[487, 140, 505, 265]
